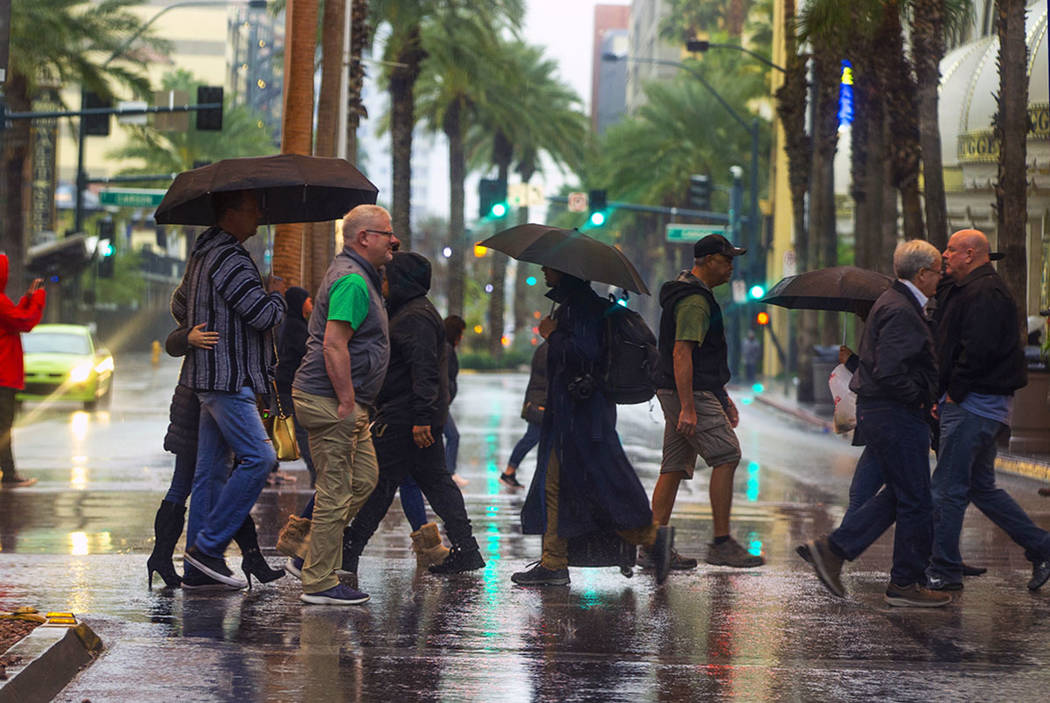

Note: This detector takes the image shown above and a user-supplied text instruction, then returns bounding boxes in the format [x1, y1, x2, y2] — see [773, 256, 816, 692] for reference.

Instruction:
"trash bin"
[811, 345, 839, 409]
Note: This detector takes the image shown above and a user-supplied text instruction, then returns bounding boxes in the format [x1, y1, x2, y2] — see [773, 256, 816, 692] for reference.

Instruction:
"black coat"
[163, 326, 199, 456]
[276, 286, 310, 394]
[375, 252, 449, 428]
[849, 280, 938, 410]
[934, 263, 1027, 402]
[521, 276, 652, 538]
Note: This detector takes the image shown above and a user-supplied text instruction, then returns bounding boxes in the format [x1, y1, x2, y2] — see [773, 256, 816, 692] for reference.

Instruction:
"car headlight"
[94, 357, 114, 374]
[69, 362, 93, 383]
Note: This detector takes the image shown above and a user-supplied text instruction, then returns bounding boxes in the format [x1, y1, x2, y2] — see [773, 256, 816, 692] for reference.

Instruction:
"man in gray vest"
[647, 234, 764, 571]
[292, 204, 396, 605]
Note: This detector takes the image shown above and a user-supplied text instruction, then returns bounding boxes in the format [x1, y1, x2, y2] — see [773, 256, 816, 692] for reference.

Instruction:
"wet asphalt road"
[3, 355, 1050, 701]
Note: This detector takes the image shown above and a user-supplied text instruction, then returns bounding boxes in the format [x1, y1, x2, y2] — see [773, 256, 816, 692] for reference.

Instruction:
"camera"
[567, 373, 595, 401]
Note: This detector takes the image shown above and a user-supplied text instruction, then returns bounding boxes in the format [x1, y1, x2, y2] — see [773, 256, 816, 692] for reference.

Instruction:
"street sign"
[567, 191, 588, 213]
[117, 101, 148, 125]
[732, 279, 746, 303]
[665, 223, 726, 243]
[508, 183, 546, 207]
[99, 188, 167, 208]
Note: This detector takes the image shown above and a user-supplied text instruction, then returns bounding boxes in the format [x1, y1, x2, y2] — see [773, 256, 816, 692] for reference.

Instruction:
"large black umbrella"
[761, 265, 894, 317]
[478, 224, 650, 295]
[154, 153, 378, 225]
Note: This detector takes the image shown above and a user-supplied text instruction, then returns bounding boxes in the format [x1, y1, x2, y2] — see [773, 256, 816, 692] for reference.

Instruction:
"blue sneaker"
[284, 557, 303, 579]
[299, 583, 370, 605]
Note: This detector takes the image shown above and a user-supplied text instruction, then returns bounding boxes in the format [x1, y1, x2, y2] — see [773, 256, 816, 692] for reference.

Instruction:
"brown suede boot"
[411, 522, 450, 568]
[276, 514, 312, 559]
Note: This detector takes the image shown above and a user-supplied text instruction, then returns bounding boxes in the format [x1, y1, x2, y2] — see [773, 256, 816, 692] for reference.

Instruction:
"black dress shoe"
[961, 562, 987, 577]
[1028, 560, 1050, 591]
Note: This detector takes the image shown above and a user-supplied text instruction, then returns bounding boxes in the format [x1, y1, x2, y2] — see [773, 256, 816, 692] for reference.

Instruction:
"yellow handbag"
[267, 337, 300, 462]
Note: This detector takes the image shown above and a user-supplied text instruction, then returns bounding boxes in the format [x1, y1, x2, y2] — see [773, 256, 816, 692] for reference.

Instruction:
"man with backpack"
[512, 266, 673, 587]
[646, 234, 764, 570]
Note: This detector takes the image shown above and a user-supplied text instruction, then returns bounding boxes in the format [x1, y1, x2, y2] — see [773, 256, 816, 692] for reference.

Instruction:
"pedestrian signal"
[689, 174, 711, 210]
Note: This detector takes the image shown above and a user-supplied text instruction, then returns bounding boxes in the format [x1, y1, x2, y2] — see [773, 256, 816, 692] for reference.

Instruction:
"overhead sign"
[508, 182, 546, 207]
[99, 188, 167, 208]
[665, 223, 726, 242]
[117, 101, 148, 125]
[567, 191, 588, 213]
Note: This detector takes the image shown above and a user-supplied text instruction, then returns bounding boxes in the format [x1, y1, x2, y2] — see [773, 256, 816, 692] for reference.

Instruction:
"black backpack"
[600, 301, 659, 404]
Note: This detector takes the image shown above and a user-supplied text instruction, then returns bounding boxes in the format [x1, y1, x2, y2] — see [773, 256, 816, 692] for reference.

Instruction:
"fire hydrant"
[151, 340, 162, 367]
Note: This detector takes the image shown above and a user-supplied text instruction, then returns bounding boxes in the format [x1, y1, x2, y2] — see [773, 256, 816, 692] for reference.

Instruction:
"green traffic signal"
[588, 211, 606, 226]
[749, 284, 765, 300]
[491, 202, 508, 218]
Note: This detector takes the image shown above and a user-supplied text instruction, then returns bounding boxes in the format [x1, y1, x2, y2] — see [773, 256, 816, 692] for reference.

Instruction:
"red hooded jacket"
[0, 254, 47, 389]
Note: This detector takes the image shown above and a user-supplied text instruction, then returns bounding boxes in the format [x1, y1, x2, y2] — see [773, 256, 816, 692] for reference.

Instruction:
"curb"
[752, 393, 1050, 485]
[0, 617, 102, 703]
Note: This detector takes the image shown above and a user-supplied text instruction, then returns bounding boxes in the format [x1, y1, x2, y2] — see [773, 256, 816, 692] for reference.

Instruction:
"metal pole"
[750, 119, 760, 280]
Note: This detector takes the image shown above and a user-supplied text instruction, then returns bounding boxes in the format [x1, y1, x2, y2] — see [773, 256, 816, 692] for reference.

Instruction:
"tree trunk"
[810, 49, 840, 346]
[274, 0, 320, 285]
[389, 25, 425, 250]
[0, 73, 32, 292]
[847, 21, 879, 269]
[345, 0, 370, 165]
[445, 97, 466, 318]
[995, 0, 1029, 340]
[487, 131, 515, 357]
[912, 0, 949, 249]
[308, 0, 347, 295]
[880, 113, 900, 273]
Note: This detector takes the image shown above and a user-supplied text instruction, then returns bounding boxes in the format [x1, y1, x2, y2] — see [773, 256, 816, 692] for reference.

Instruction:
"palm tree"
[345, 0, 370, 164]
[995, 0, 1030, 339]
[108, 70, 276, 174]
[1, 0, 155, 289]
[272, 0, 320, 286]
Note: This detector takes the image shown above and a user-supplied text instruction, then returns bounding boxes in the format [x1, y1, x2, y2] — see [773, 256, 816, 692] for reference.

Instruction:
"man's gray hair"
[893, 239, 940, 281]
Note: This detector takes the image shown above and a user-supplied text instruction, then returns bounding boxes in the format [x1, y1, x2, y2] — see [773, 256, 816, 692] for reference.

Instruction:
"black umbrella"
[154, 153, 378, 226]
[478, 224, 650, 295]
[761, 265, 894, 317]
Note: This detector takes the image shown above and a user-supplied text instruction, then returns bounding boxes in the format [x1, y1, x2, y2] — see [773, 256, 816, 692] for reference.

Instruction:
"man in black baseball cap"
[638, 232, 764, 572]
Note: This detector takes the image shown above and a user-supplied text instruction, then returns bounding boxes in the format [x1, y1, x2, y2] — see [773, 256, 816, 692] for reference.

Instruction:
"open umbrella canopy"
[154, 153, 378, 226]
[478, 224, 649, 295]
[762, 265, 894, 316]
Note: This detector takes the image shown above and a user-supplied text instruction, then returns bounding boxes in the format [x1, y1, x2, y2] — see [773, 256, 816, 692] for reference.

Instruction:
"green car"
[18, 324, 115, 410]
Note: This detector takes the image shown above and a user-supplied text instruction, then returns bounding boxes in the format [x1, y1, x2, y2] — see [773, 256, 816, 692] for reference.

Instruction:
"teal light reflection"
[745, 460, 760, 502]
[751, 382, 765, 393]
[746, 530, 763, 557]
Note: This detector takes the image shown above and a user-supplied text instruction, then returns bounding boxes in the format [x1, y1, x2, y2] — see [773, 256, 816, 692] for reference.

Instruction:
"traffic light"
[755, 311, 770, 326]
[748, 284, 766, 300]
[689, 174, 711, 211]
[83, 90, 112, 136]
[196, 85, 224, 131]
[479, 178, 508, 219]
[588, 189, 607, 226]
[97, 220, 115, 278]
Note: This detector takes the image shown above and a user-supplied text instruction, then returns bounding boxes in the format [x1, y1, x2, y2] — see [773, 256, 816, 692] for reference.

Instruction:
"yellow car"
[18, 324, 115, 410]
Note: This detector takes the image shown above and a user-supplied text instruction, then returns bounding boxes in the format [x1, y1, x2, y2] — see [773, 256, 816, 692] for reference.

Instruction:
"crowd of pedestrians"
[117, 195, 1043, 608]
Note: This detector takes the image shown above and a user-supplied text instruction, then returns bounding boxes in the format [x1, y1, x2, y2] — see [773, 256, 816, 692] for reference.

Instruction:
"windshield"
[22, 332, 92, 355]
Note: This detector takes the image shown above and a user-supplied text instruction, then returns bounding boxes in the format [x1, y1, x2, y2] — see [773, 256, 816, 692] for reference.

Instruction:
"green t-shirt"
[674, 293, 711, 346]
[328, 273, 371, 330]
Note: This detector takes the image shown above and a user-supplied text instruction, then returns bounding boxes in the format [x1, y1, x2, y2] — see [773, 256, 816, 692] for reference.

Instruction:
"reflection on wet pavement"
[1, 357, 1049, 700]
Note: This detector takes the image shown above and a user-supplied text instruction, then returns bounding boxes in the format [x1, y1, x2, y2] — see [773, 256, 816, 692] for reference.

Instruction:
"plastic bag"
[828, 363, 857, 434]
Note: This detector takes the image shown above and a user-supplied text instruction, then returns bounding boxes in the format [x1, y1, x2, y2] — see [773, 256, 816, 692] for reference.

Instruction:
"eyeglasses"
[364, 228, 395, 238]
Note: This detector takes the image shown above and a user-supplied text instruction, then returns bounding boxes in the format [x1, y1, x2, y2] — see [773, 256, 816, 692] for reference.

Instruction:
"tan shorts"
[657, 389, 741, 477]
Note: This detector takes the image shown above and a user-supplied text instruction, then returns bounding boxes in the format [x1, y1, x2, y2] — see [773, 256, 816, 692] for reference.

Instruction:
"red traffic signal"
[755, 311, 770, 326]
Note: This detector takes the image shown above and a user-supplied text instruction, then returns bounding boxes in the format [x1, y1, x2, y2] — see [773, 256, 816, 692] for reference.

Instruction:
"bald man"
[927, 229, 1050, 592]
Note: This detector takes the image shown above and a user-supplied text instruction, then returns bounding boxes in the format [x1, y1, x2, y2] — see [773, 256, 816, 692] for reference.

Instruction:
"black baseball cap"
[694, 234, 746, 259]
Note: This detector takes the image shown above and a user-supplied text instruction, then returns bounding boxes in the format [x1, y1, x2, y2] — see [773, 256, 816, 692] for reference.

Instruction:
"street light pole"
[72, 0, 267, 233]
[685, 40, 786, 74]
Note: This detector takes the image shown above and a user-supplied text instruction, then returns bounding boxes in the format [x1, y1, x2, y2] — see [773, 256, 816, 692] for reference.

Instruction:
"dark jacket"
[524, 340, 548, 408]
[163, 326, 199, 456]
[656, 272, 730, 393]
[375, 252, 449, 428]
[446, 341, 459, 403]
[276, 286, 310, 394]
[934, 263, 1027, 402]
[521, 275, 653, 538]
[849, 281, 938, 410]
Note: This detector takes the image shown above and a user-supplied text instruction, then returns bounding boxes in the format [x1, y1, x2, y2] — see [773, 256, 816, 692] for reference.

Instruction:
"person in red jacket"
[0, 254, 46, 488]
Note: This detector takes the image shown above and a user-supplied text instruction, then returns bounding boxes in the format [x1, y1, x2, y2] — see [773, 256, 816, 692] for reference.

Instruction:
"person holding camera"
[512, 266, 673, 587]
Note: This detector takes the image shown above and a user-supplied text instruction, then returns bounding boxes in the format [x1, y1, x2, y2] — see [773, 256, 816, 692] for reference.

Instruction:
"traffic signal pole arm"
[546, 195, 731, 223]
[5, 102, 222, 122]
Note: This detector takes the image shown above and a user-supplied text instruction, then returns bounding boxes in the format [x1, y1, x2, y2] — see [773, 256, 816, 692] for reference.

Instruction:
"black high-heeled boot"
[147, 501, 185, 589]
[233, 516, 285, 589]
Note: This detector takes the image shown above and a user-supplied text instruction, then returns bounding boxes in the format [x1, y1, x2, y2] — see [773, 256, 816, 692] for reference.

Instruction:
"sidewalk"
[749, 383, 1050, 485]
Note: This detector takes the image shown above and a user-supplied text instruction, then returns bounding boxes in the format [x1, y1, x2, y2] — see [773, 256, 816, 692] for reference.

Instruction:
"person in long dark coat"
[512, 267, 672, 586]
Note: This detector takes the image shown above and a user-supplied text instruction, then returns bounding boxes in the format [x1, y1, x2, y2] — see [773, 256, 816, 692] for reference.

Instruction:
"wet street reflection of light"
[70, 411, 90, 442]
[746, 530, 763, 557]
[70, 459, 88, 490]
[70, 531, 89, 555]
[746, 461, 760, 502]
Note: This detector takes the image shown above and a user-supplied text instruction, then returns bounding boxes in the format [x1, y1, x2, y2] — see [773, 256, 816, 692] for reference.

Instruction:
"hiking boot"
[805, 538, 845, 598]
[184, 546, 247, 589]
[706, 536, 765, 568]
[428, 544, 485, 574]
[926, 574, 963, 591]
[651, 526, 674, 585]
[499, 472, 524, 488]
[1028, 560, 1050, 591]
[637, 546, 697, 570]
[300, 583, 370, 606]
[884, 582, 952, 608]
[511, 561, 570, 586]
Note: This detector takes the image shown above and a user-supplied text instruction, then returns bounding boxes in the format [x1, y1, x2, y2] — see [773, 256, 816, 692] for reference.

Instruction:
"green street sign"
[98, 188, 167, 208]
[665, 223, 726, 243]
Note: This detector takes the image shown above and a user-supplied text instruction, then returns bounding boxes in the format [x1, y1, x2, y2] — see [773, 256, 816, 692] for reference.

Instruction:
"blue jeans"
[830, 400, 934, 586]
[508, 421, 541, 469]
[444, 415, 460, 474]
[187, 388, 276, 557]
[399, 476, 428, 531]
[929, 402, 1050, 580]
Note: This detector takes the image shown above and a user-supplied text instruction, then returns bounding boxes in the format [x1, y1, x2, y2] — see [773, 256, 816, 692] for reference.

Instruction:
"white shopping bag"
[828, 363, 857, 434]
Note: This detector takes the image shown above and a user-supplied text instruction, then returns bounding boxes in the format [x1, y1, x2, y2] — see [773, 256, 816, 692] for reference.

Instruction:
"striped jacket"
[171, 226, 286, 393]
